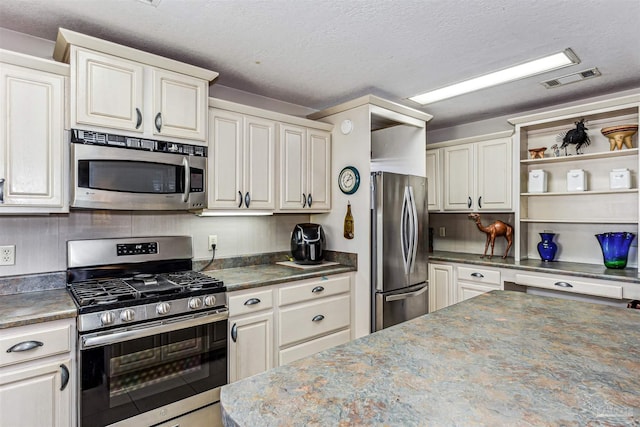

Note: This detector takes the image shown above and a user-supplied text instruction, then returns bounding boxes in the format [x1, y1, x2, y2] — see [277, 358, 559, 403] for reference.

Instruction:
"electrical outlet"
[208, 235, 218, 250]
[0, 245, 15, 266]
[439, 227, 446, 237]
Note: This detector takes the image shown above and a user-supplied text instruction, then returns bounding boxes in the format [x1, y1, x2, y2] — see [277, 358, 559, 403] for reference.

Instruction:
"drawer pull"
[244, 298, 261, 306]
[554, 281, 573, 288]
[7, 340, 43, 353]
[312, 314, 325, 322]
[470, 272, 484, 278]
[312, 286, 325, 293]
[60, 364, 70, 391]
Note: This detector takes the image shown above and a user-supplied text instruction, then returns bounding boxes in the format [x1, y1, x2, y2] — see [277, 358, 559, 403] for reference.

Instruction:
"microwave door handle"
[182, 157, 190, 203]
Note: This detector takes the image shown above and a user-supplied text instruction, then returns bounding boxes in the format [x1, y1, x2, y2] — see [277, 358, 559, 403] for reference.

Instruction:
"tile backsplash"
[0, 211, 310, 277]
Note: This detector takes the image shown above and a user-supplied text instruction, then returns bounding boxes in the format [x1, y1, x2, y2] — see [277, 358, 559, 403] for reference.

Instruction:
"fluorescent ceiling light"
[409, 48, 580, 105]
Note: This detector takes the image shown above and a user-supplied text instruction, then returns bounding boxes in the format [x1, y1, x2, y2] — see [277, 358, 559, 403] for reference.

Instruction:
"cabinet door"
[426, 149, 441, 211]
[208, 109, 244, 209]
[0, 64, 66, 209]
[244, 115, 276, 210]
[477, 138, 512, 210]
[457, 282, 498, 303]
[279, 124, 306, 210]
[74, 47, 144, 133]
[0, 358, 72, 427]
[228, 312, 273, 383]
[152, 68, 207, 142]
[306, 128, 331, 211]
[428, 263, 453, 312]
[443, 143, 474, 210]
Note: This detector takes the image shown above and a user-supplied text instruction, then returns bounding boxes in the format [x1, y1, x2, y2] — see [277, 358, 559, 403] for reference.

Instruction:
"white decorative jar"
[610, 168, 631, 189]
[528, 169, 547, 193]
[567, 169, 586, 191]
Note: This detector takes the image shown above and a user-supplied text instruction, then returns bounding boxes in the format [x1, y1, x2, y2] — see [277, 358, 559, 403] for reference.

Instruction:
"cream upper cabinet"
[426, 148, 441, 211]
[208, 108, 275, 210]
[428, 262, 454, 312]
[442, 134, 512, 211]
[278, 124, 331, 212]
[0, 54, 68, 213]
[72, 47, 208, 144]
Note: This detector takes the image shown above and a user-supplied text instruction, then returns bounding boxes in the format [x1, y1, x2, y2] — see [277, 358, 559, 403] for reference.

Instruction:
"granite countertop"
[0, 288, 77, 329]
[430, 250, 640, 284]
[220, 291, 640, 426]
[203, 262, 356, 292]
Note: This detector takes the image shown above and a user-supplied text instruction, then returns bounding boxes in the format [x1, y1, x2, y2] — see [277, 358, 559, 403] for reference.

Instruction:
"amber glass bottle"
[344, 202, 354, 239]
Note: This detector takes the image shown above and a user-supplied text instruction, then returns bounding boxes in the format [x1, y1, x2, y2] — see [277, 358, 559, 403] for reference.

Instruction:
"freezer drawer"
[373, 282, 428, 332]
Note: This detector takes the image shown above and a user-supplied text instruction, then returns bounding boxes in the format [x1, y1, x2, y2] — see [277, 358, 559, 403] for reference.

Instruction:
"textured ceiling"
[0, 0, 639, 129]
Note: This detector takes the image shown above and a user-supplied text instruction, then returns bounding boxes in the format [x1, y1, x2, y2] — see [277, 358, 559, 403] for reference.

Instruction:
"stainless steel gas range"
[66, 236, 227, 427]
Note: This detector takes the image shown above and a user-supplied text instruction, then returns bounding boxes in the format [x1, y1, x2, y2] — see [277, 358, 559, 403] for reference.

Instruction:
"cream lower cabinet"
[456, 265, 502, 303]
[208, 108, 276, 210]
[0, 51, 68, 213]
[0, 318, 75, 427]
[278, 124, 331, 212]
[428, 262, 454, 312]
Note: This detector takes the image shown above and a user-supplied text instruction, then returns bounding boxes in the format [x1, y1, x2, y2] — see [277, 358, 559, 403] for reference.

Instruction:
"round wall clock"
[338, 166, 360, 195]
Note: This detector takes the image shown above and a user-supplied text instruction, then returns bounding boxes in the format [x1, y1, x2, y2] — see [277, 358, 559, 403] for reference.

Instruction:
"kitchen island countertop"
[220, 290, 640, 426]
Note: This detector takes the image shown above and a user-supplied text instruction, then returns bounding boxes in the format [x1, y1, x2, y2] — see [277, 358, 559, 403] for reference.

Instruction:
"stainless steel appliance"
[71, 129, 207, 210]
[290, 223, 326, 264]
[371, 172, 429, 332]
[66, 236, 227, 427]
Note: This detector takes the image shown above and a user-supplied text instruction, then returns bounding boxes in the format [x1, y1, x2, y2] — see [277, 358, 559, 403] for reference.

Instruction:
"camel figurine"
[468, 213, 514, 259]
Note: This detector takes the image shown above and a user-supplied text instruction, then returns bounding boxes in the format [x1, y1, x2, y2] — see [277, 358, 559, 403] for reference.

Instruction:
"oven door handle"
[81, 310, 228, 349]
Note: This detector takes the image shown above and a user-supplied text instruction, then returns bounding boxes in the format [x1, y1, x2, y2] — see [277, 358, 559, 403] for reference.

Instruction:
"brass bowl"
[601, 124, 638, 150]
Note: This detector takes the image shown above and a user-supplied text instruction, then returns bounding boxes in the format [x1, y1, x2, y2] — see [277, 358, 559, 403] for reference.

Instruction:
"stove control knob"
[156, 302, 171, 315]
[120, 309, 136, 322]
[188, 297, 203, 310]
[100, 311, 116, 326]
[203, 295, 217, 307]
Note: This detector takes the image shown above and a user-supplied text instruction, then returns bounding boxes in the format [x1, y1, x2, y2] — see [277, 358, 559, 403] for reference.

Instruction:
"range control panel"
[117, 242, 158, 256]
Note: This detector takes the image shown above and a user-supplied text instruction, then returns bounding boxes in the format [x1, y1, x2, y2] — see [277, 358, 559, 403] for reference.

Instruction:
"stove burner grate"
[69, 279, 136, 307]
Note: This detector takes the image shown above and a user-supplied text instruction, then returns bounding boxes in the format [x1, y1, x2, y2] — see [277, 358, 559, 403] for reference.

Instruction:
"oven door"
[78, 312, 227, 427]
[71, 142, 206, 210]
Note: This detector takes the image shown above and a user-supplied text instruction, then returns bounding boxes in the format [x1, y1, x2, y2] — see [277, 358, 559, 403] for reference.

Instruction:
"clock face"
[338, 166, 360, 194]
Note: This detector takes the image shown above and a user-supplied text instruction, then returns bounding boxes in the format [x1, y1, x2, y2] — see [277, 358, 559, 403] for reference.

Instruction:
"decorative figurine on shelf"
[528, 147, 547, 159]
[468, 213, 513, 259]
[550, 144, 561, 157]
[559, 118, 590, 155]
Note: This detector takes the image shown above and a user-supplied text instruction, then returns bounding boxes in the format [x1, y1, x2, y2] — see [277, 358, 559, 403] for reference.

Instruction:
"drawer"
[279, 329, 350, 366]
[279, 275, 350, 306]
[228, 289, 274, 316]
[515, 273, 623, 299]
[0, 319, 72, 367]
[458, 266, 501, 285]
[279, 294, 350, 347]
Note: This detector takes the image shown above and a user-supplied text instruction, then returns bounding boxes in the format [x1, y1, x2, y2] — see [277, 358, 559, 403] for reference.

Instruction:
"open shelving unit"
[509, 94, 640, 267]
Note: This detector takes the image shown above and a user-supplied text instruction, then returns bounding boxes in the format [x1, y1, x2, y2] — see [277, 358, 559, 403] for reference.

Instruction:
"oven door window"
[80, 320, 227, 427]
[78, 159, 185, 194]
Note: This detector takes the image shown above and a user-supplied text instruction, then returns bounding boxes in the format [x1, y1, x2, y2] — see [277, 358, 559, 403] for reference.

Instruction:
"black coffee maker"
[290, 223, 326, 264]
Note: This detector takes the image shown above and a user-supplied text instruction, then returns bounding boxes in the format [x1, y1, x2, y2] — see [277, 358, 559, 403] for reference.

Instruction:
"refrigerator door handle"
[385, 282, 429, 302]
[400, 186, 410, 275]
[408, 185, 418, 273]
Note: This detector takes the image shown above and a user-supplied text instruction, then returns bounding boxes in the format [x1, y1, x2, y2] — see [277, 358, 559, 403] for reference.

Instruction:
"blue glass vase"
[537, 233, 558, 261]
[595, 232, 636, 269]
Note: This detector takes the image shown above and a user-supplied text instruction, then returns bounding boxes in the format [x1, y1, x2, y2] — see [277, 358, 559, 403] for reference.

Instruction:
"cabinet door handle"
[155, 112, 162, 132]
[7, 340, 43, 353]
[307, 193, 312, 208]
[231, 323, 238, 342]
[554, 281, 573, 288]
[470, 272, 484, 278]
[244, 192, 250, 208]
[312, 314, 325, 322]
[467, 196, 472, 209]
[0, 178, 4, 203]
[311, 286, 325, 293]
[302, 193, 307, 208]
[60, 364, 70, 391]
[237, 191, 243, 208]
[135, 108, 142, 129]
[244, 298, 261, 306]
[478, 196, 482, 209]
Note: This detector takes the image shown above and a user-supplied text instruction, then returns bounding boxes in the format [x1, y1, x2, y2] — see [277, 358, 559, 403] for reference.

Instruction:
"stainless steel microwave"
[71, 129, 206, 211]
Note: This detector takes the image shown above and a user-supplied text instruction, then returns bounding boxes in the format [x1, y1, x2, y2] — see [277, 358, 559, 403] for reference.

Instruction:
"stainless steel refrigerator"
[371, 171, 429, 332]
